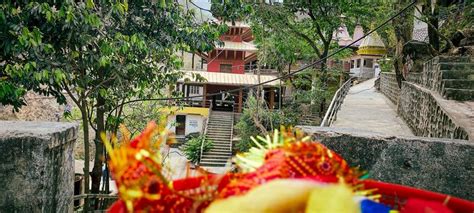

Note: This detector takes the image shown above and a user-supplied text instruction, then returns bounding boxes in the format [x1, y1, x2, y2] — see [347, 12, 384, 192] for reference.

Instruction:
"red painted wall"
[207, 50, 246, 74]
[220, 35, 242, 42]
[208, 59, 245, 74]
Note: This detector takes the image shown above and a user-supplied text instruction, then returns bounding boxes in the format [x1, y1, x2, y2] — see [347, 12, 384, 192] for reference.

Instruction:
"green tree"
[235, 95, 300, 152]
[248, 1, 370, 114]
[0, 0, 221, 202]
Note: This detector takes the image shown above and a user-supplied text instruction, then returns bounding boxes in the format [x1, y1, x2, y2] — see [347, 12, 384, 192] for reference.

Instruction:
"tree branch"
[284, 21, 322, 57]
[414, 6, 453, 50]
[63, 82, 81, 108]
[85, 74, 117, 98]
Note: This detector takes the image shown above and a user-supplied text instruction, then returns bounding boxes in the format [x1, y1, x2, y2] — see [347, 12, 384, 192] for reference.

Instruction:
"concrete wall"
[167, 114, 205, 136]
[379, 72, 400, 104]
[299, 126, 474, 200]
[398, 82, 470, 140]
[0, 121, 77, 212]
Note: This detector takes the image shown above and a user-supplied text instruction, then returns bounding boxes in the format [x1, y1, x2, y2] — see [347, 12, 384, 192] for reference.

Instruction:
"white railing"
[320, 77, 354, 127]
[198, 101, 212, 165]
[229, 112, 234, 152]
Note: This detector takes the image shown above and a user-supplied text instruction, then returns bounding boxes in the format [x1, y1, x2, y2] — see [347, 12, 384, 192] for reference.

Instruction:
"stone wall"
[379, 57, 472, 140]
[379, 72, 400, 104]
[0, 121, 77, 212]
[398, 82, 470, 140]
[299, 126, 474, 200]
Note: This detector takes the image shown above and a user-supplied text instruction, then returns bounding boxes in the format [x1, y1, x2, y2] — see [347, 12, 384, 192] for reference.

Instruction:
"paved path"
[332, 78, 413, 136]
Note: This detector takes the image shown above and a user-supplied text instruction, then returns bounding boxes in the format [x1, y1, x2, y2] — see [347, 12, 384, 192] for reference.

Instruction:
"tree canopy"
[1, 0, 223, 203]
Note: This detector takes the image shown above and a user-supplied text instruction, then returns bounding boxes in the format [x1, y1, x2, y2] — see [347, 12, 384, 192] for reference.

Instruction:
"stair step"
[209, 146, 231, 150]
[207, 133, 232, 135]
[439, 62, 474, 70]
[209, 122, 231, 124]
[210, 141, 231, 144]
[199, 162, 227, 167]
[208, 123, 233, 125]
[207, 136, 231, 139]
[209, 116, 232, 119]
[208, 139, 231, 142]
[206, 130, 232, 134]
[211, 144, 231, 147]
[441, 69, 474, 79]
[209, 143, 231, 146]
[438, 56, 473, 63]
[443, 79, 474, 90]
[208, 136, 232, 138]
[207, 132, 232, 135]
[203, 151, 231, 156]
[211, 112, 234, 115]
[208, 125, 232, 128]
[200, 156, 229, 160]
[209, 149, 231, 152]
[443, 88, 474, 101]
[200, 158, 229, 162]
[207, 127, 232, 130]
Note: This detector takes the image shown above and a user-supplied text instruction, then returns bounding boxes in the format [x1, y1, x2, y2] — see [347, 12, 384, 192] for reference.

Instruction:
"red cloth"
[401, 198, 452, 213]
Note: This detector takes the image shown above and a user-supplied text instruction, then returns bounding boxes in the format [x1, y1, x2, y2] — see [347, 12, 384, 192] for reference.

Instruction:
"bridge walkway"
[332, 78, 413, 136]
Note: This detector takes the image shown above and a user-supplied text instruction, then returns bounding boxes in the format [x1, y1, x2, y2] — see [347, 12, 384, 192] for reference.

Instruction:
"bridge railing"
[320, 77, 354, 127]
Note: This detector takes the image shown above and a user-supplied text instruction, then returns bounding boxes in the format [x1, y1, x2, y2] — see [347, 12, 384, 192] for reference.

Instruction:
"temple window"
[220, 63, 232, 73]
[189, 85, 202, 95]
[356, 59, 361, 68]
[364, 59, 374, 68]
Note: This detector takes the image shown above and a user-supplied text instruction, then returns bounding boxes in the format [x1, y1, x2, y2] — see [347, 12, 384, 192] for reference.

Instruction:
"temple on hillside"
[333, 24, 387, 80]
[166, 21, 281, 137]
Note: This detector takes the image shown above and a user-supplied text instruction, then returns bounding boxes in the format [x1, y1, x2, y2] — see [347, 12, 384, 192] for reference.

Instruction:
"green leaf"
[86, 0, 95, 9]
[34, 72, 42, 81]
[99, 56, 108, 67]
[54, 69, 64, 83]
[46, 11, 52, 22]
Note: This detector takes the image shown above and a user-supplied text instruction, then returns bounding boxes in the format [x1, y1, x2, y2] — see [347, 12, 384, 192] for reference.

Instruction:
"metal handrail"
[198, 100, 212, 165]
[320, 77, 354, 127]
[229, 112, 234, 152]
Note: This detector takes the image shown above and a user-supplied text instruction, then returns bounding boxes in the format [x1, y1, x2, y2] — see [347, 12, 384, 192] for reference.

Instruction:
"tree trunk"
[310, 58, 318, 106]
[393, 0, 414, 88]
[79, 100, 91, 211]
[91, 94, 105, 194]
[318, 55, 328, 117]
[427, 2, 440, 51]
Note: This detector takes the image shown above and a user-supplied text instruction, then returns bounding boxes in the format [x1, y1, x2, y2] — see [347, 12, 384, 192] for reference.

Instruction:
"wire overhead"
[112, 1, 417, 110]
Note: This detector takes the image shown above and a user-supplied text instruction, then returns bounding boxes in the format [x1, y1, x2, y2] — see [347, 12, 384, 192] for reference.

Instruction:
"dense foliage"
[235, 96, 300, 152]
[0, 0, 223, 197]
[182, 134, 213, 164]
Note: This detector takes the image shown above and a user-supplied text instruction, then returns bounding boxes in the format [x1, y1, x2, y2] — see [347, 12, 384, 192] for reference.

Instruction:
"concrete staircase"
[298, 114, 321, 126]
[439, 62, 474, 101]
[199, 111, 233, 167]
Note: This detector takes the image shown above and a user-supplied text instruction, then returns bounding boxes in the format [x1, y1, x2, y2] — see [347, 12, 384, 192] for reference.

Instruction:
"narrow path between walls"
[332, 78, 413, 136]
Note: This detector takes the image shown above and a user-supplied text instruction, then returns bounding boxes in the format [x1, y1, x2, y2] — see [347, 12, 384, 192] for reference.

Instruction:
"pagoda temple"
[167, 21, 281, 137]
[333, 24, 387, 80]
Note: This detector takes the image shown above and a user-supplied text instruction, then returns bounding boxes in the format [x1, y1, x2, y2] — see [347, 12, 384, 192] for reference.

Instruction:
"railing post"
[198, 100, 212, 165]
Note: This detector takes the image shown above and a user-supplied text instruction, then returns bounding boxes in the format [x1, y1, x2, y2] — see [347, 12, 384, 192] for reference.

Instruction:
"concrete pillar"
[0, 121, 77, 212]
[202, 84, 207, 107]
